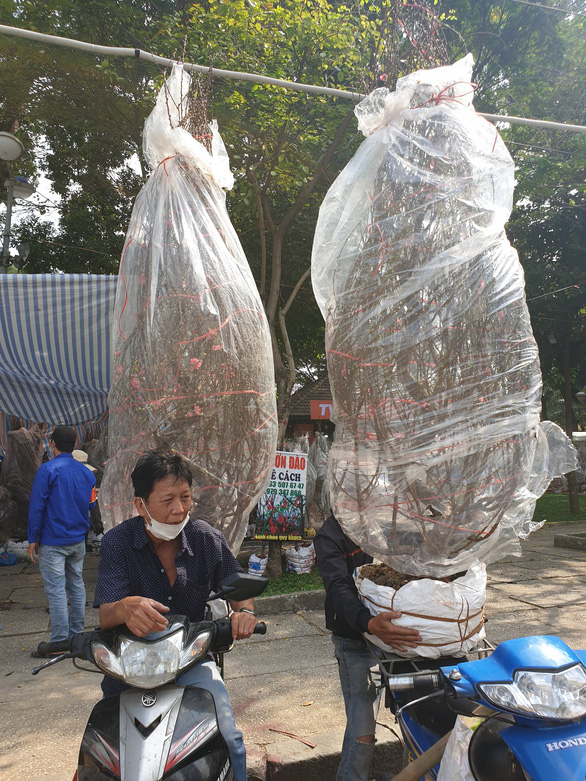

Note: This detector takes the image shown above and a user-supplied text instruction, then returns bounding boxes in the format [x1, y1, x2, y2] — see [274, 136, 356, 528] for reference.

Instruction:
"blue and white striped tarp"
[0, 274, 117, 446]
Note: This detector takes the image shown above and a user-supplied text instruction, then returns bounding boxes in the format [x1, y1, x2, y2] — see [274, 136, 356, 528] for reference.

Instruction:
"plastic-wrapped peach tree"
[99, 65, 277, 550]
[312, 56, 577, 577]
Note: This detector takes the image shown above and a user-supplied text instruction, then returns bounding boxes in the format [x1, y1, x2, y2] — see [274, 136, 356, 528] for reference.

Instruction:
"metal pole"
[0, 23, 586, 133]
[1, 162, 14, 273]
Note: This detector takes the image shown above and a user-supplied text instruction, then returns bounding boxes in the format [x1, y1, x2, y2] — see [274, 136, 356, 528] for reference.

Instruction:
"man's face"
[135, 476, 192, 525]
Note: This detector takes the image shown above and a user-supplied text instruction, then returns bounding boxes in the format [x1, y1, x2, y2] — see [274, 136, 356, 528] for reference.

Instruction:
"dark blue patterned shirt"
[93, 515, 242, 696]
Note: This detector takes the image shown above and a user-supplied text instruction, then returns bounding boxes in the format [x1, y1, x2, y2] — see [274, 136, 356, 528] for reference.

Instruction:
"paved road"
[1, 521, 585, 780]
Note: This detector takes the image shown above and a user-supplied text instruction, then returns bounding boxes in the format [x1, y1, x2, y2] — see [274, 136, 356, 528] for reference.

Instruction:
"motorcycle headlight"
[479, 664, 586, 720]
[119, 634, 183, 687]
[91, 628, 213, 688]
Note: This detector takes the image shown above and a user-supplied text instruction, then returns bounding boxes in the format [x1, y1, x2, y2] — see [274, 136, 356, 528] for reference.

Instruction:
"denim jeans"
[38, 542, 86, 642]
[178, 659, 246, 781]
[332, 635, 382, 781]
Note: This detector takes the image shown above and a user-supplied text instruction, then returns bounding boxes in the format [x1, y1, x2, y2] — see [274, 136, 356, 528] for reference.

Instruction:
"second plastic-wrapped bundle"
[312, 56, 576, 576]
[99, 65, 277, 550]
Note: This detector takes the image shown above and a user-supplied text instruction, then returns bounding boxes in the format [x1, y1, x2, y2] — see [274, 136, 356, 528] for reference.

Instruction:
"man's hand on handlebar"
[230, 610, 257, 640]
[367, 611, 421, 653]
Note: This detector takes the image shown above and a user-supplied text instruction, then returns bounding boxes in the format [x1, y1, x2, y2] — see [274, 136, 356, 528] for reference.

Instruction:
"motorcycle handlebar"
[253, 622, 267, 635]
[385, 671, 441, 693]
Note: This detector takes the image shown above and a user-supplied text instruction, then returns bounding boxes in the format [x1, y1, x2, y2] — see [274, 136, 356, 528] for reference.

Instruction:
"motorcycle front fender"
[496, 719, 586, 781]
[77, 685, 231, 781]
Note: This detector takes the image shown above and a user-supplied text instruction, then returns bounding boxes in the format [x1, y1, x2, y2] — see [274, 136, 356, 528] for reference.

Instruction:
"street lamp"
[0, 131, 35, 273]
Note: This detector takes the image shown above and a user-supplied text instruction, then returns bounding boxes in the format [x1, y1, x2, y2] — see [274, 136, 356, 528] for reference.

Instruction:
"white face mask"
[141, 500, 190, 541]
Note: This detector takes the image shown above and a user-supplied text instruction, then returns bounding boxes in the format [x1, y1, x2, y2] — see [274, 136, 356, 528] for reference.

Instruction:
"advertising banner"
[255, 451, 307, 540]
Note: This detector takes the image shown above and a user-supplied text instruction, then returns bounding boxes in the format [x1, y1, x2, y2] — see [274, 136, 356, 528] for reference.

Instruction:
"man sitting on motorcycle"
[93, 450, 257, 781]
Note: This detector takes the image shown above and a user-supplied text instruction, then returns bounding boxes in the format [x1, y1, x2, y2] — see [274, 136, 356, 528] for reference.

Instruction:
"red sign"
[310, 400, 333, 420]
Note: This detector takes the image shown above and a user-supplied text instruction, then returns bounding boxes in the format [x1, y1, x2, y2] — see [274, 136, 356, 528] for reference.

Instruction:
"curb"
[554, 532, 586, 551]
[255, 589, 325, 615]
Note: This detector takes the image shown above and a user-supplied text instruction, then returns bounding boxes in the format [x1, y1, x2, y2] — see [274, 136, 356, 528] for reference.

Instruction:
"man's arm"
[314, 529, 375, 633]
[94, 530, 169, 636]
[365, 611, 421, 653]
[315, 523, 421, 652]
[27, 467, 50, 562]
[99, 597, 170, 636]
[207, 527, 258, 640]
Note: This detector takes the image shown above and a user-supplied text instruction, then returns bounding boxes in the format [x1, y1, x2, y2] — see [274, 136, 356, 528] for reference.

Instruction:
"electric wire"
[509, 0, 586, 17]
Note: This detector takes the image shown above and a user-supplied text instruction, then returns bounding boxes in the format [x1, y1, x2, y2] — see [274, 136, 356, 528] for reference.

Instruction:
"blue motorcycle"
[374, 635, 586, 780]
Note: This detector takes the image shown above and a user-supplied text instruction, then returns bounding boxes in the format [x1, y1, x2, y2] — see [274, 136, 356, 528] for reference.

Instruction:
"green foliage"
[445, 1, 586, 427]
[261, 565, 323, 595]
[533, 493, 586, 525]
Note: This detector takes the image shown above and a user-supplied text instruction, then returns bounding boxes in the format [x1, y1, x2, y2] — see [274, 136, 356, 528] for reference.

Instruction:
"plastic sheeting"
[312, 56, 577, 576]
[99, 65, 277, 550]
[436, 717, 475, 781]
[0, 425, 44, 541]
[307, 433, 331, 531]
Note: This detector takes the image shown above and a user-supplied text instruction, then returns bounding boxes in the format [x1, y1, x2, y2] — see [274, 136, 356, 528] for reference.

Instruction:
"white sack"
[248, 552, 268, 576]
[285, 542, 315, 573]
[357, 561, 486, 658]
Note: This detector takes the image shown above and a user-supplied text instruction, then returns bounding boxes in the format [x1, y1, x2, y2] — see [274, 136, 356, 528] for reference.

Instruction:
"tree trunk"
[257, 112, 355, 578]
[266, 540, 283, 580]
[562, 328, 580, 515]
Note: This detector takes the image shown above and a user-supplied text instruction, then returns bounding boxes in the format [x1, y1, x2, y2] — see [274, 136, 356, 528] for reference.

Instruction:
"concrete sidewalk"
[1, 522, 586, 780]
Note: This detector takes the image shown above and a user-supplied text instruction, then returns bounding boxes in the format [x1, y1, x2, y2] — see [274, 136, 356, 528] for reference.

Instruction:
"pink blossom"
[190, 358, 202, 369]
[186, 412, 194, 418]
[212, 345, 222, 351]
[194, 405, 202, 415]
[131, 377, 140, 389]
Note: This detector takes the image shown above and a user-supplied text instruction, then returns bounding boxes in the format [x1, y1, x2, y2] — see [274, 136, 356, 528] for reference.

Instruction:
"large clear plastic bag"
[307, 433, 331, 531]
[0, 425, 44, 541]
[99, 65, 277, 550]
[311, 56, 577, 576]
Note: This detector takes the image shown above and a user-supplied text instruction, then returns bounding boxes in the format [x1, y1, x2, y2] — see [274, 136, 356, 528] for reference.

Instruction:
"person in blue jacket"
[27, 425, 96, 656]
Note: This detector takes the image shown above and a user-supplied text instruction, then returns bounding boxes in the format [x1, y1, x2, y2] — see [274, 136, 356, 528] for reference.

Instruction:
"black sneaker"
[31, 639, 71, 658]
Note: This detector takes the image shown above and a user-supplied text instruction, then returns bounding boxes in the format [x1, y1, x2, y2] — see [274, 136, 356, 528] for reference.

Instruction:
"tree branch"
[278, 109, 356, 236]
[281, 267, 311, 319]
[249, 168, 268, 302]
